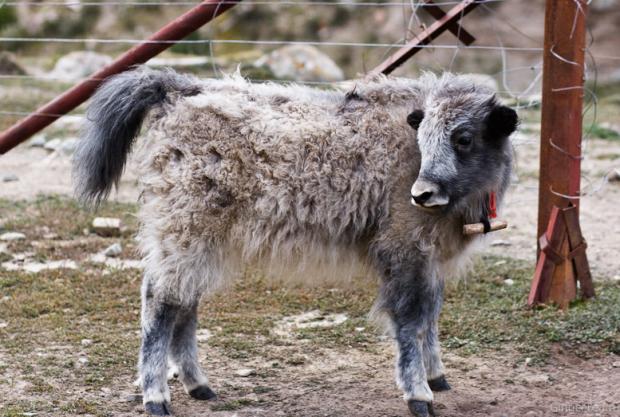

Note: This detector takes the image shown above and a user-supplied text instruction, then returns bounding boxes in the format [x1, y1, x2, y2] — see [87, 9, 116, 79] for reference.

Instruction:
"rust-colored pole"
[0, 0, 242, 155]
[537, 0, 588, 249]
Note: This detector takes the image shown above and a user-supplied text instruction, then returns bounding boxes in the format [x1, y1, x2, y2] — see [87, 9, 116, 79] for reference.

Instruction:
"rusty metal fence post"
[529, 0, 593, 308]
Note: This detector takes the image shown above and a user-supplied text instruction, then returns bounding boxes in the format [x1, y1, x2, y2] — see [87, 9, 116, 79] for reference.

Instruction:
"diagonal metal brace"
[423, 0, 476, 45]
[370, 0, 481, 76]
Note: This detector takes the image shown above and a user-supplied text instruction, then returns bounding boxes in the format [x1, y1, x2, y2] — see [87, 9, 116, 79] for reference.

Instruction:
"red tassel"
[489, 192, 497, 219]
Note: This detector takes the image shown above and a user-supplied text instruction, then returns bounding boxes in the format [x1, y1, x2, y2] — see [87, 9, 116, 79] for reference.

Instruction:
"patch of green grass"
[586, 123, 620, 141]
[0, 194, 138, 240]
[442, 256, 620, 364]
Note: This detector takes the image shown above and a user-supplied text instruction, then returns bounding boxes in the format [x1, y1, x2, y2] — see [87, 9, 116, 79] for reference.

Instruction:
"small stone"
[0, 321, 8, 328]
[44, 138, 63, 152]
[196, 329, 211, 342]
[43, 233, 59, 240]
[103, 243, 122, 258]
[525, 357, 533, 366]
[29, 135, 47, 148]
[2, 174, 18, 183]
[613, 275, 620, 283]
[81, 339, 93, 346]
[0, 232, 26, 241]
[612, 361, 620, 368]
[491, 239, 512, 247]
[92, 218, 121, 237]
[234, 368, 256, 377]
[77, 357, 89, 365]
[60, 138, 78, 155]
[504, 279, 515, 286]
[608, 168, 620, 183]
[355, 327, 366, 332]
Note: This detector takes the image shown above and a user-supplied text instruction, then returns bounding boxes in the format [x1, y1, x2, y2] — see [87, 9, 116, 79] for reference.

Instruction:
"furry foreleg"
[375, 247, 441, 417]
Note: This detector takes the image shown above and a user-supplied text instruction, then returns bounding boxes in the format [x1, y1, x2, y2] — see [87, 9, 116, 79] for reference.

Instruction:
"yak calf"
[73, 68, 517, 417]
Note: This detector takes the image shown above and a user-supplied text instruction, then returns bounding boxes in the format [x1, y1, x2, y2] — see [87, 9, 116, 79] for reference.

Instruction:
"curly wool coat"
[100, 73, 499, 307]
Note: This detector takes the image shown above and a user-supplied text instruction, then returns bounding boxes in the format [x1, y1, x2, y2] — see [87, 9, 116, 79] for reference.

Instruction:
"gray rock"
[0, 51, 27, 75]
[608, 168, 620, 183]
[254, 45, 344, 82]
[29, 135, 47, 148]
[92, 218, 121, 237]
[49, 51, 113, 82]
[59, 138, 79, 155]
[103, 243, 123, 258]
[234, 368, 256, 377]
[0, 232, 26, 241]
[43, 138, 63, 152]
[2, 174, 18, 183]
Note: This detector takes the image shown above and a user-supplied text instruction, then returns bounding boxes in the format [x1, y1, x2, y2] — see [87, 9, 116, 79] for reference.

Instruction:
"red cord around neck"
[488, 192, 497, 219]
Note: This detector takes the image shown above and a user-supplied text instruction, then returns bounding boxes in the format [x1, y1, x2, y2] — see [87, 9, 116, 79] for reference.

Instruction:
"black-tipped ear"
[486, 105, 518, 139]
[407, 110, 424, 130]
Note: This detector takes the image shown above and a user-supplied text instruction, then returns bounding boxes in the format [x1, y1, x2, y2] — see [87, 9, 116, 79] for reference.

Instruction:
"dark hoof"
[428, 375, 451, 392]
[144, 401, 172, 416]
[189, 385, 217, 401]
[408, 400, 432, 417]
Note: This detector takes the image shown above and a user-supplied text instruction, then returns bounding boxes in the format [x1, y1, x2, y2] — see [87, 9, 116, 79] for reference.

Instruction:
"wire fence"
[0, 0, 617, 195]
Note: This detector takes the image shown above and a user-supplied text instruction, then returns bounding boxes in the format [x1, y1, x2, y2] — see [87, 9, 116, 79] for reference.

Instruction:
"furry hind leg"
[169, 303, 216, 401]
[139, 277, 179, 416]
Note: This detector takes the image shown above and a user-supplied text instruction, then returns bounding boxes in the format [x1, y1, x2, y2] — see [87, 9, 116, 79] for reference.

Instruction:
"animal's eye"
[455, 135, 472, 147]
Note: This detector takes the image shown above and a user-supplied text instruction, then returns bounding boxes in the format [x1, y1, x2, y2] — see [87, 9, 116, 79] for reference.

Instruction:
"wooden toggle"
[463, 219, 508, 236]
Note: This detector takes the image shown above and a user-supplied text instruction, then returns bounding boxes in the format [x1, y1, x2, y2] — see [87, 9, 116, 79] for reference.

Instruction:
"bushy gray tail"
[73, 67, 200, 206]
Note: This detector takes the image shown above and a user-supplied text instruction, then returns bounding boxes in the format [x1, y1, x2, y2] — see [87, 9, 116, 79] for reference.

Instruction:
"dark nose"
[412, 191, 433, 205]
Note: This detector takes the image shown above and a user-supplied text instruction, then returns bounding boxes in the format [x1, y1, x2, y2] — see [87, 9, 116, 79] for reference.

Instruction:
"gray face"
[408, 96, 518, 211]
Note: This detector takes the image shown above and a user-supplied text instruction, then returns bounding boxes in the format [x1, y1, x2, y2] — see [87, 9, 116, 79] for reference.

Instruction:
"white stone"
[504, 279, 515, 286]
[254, 45, 344, 82]
[92, 217, 121, 237]
[0, 232, 26, 241]
[2, 174, 18, 182]
[59, 138, 79, 155]
[103, 243, 123, 258]
[29, 135, 47, 147]
[234, 368, 256, 377]
[81, 339, 93, 346]
[49, 51, 113, 82]
[196, 328, 211, 342]
[43, 138, 63, 152]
